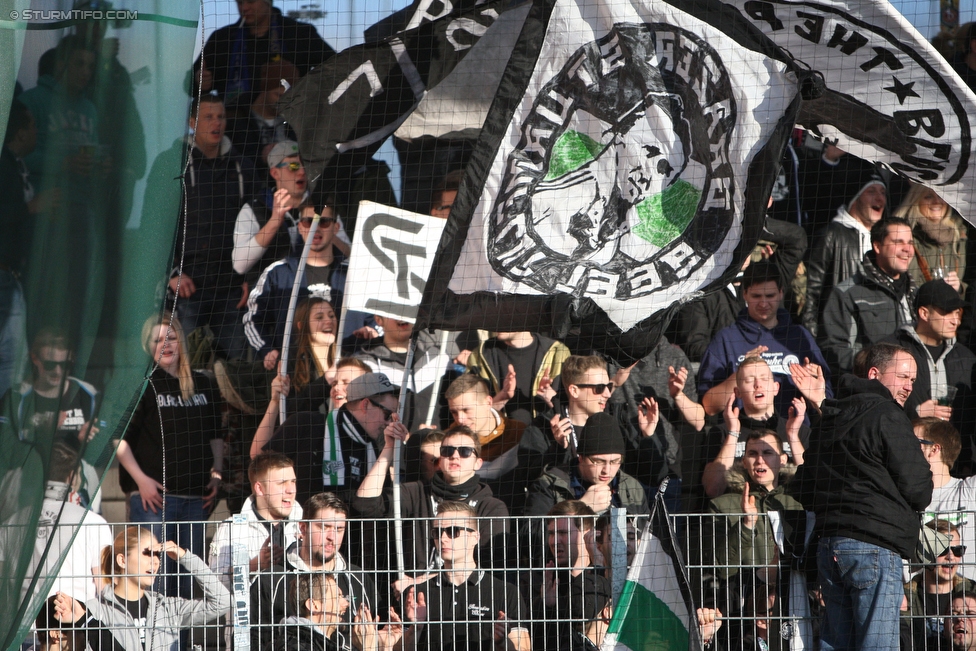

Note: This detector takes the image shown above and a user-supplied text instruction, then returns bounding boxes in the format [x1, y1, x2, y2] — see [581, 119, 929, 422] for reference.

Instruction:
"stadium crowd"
[11, 2, 976, 651]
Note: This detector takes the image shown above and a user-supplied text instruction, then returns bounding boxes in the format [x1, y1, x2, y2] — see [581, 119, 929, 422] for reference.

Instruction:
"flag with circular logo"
[418, 0, 800, 361]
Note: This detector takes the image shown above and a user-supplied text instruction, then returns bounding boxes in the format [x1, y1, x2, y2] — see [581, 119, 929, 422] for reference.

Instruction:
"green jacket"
[708, 469, 805, 579]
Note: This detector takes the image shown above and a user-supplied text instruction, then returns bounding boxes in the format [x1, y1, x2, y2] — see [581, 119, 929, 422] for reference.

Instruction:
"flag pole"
[423, 329, 452, 426]
[278, 213, 320, 425]
[393, 332, 417, 579]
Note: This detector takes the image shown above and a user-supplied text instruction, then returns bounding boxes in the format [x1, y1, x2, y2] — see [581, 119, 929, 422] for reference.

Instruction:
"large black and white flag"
[713, 0, 976, 215]
[417, 0, 800, 362]
[278, 0, 518, 187]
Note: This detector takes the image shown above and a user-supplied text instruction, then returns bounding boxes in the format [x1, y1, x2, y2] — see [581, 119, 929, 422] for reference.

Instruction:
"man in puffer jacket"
[821, 219, 917, 376]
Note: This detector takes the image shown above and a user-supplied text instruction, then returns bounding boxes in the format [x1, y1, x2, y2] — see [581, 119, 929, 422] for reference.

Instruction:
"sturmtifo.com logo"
[9, 9, 139, 21]
[488, 23, 737, 302]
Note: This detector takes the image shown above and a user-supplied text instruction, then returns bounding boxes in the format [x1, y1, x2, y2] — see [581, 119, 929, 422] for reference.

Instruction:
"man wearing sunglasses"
[402, 501, 529, 651]
[353, 424, 509, 573]
[244, 199, 348, 368]
[1, 328, 101, 508]
[916, 417, 976, 581]
[903, 520, 974, 651]
[520, 355, 617, 477]
[231, 141, 306, 281]
[263, 373, 398, 505]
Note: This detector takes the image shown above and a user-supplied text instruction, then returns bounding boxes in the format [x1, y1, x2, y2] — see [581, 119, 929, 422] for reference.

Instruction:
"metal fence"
[17, 509, 972, 651]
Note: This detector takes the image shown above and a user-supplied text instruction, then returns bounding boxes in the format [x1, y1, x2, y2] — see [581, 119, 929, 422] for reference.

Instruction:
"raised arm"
[701, 394, 741, 498]
[356, 418, 409, 499]
[250, 372, 290, 459]
[669, 365, 705, 431]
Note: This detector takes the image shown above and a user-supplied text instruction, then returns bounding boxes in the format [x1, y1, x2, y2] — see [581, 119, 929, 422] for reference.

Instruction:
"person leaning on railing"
[48, 526, 230, 651]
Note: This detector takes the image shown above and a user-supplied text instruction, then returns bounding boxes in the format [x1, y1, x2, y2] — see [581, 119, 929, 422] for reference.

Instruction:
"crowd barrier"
[17, 509, 972, 650]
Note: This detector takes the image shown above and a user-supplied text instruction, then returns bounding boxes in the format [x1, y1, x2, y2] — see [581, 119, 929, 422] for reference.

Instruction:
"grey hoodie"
[83, 552, 231, 651]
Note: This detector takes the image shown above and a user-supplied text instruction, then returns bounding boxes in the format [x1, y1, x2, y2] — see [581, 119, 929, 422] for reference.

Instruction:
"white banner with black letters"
[345, 201, 447, 323]
[720, 0, 976, 215]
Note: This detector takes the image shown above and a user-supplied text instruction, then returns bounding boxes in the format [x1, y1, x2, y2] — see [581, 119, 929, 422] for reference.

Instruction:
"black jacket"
[790, 375, 932, 558]
[0, 146, 32, 273]
[198, 8, 335, 104]
[803, 219, 864, 335]
[268, 617, 342, 651]
[351, 474, 509, 571]
[144, 137, 257, 288]
[251, 549, 374, 651]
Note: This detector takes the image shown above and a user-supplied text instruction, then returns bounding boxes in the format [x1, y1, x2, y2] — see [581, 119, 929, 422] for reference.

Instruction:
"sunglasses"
[941, 545, 967, 558]
[40, 360, 70, 371]
[574, 382, 615, 394]
[299, 216, 338, 227]
[433, 526, 476, 538]
[368, 398, 395, 422]
[440, 445, 477, 459]
[141, 548, 161, 558]
[275, 161, 303, 171]
[918, 439, 936, 446]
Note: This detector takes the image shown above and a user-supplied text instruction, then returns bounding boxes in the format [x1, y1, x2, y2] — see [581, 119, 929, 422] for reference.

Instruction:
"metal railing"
[14, 510, 972, 651]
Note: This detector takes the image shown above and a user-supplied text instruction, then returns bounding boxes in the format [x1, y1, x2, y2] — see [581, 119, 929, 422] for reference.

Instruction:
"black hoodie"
[790, 374, 932, 558]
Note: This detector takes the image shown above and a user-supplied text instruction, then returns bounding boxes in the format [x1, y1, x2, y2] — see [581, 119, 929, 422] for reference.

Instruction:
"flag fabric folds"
[601, 485, 703, 651]
[714, 0, 976, 216]
[278, 0, 517, 190]
[416, 0, 800, 363]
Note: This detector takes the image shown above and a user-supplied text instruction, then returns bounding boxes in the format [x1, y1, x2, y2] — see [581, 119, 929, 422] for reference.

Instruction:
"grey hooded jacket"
[83, 552, 231, 651]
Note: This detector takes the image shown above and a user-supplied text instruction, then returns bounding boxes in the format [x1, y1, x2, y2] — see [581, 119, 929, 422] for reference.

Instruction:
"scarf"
[430, 473, 482, 502]
[322, 408, 377, 487]
[916, 214, 960, 248]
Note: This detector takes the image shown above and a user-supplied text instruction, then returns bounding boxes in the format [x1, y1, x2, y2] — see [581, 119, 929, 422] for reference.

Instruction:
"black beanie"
[847, 168, 886, 211]
[578, 412, 627, 456]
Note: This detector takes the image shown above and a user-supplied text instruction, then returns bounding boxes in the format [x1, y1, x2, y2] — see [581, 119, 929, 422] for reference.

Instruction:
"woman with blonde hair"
[114, 312, 226, 596]
[51, 526, 229, 651]
[894, 182, 969, 294]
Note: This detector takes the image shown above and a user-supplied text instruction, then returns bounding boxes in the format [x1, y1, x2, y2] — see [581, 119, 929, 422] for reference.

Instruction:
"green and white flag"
[601, 489, 703, 651]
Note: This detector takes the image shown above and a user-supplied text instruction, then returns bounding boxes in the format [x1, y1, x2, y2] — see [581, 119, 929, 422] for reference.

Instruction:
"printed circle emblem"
[488, 23, 737, 301]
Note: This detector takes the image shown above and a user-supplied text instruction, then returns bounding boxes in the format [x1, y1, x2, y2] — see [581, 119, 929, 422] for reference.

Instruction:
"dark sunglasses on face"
[299, 216, 338, 227]
[368, 398, 395, 422]
[440, 445, 477, 459]
[276, 161, 303, 171]
[433, 526, 476, 538]
[40, 360, 70, 371]
[141, 548, 161, 558]
[941, 545, 967, 558]
[574, 382, 615, 394]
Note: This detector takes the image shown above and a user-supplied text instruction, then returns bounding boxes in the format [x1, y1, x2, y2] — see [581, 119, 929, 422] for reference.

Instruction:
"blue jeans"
[818, 536, 903, 651]
[129, 494, 208, 598]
